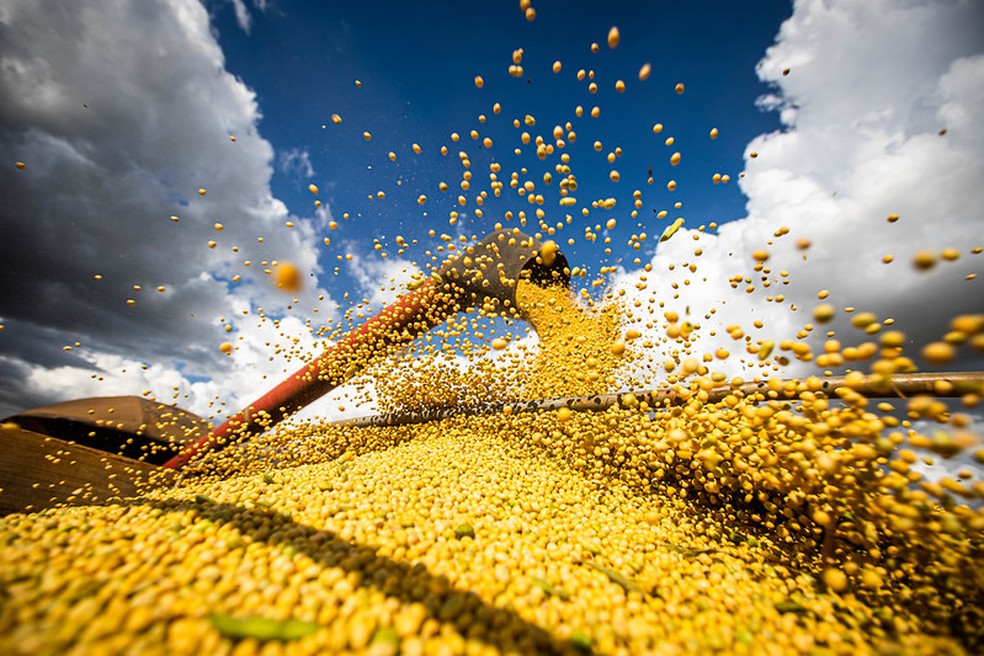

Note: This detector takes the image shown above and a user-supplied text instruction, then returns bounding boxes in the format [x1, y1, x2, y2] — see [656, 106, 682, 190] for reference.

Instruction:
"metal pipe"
[162, 229, 569, 469]
[332, 371, 984, 429]
[162, 280, 448, 468]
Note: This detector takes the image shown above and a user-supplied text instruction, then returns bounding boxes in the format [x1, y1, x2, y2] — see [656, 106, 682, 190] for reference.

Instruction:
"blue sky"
[1, 0, 981, 423]
[211, 0, 790, 296]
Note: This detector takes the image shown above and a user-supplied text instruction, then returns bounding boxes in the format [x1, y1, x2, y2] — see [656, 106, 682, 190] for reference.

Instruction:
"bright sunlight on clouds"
[1, 0, 980, 423]
[614, 0, 984, 384]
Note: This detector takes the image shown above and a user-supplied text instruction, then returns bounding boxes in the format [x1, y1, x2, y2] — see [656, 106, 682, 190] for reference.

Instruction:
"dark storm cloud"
[0, 0, 333, 415]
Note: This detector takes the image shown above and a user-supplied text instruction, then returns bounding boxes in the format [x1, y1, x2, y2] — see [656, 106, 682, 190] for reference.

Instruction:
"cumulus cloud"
[614, 0, 984, 386]
[0, 0, 335, 418]
[228, 0, 252, 32]
[223, 0, 269, 34]
[2, 0, 980, 437]
[345, 249, 421, 311]
[278, 148, 315, 180]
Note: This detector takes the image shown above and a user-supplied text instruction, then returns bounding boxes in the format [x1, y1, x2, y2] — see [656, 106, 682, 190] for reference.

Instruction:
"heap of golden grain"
[2, 278, 982, 654]
[2, 5, 983, 655]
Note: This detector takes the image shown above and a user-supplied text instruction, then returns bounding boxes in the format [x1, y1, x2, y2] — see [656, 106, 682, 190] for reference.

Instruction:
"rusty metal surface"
[436, 228, 569, 308]
[163, 229, 570, 469]
[7, 395, 206, 446]
[0, 425, 169, 515]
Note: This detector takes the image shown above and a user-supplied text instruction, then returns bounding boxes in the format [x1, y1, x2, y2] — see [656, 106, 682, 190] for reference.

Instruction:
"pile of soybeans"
[1, 276, 982, 655]
[2, 4, 984, 653]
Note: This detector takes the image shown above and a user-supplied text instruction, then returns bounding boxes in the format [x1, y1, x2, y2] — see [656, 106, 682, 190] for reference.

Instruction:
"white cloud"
[278, 147, 315, 180]
[229, 0, 251, 33]
[613, 0, 984, 389]
[345, 249, 421, 311]
[223, 0, 269, 34]
[0, 0, 336, 418]
[2, 0, 980, 438]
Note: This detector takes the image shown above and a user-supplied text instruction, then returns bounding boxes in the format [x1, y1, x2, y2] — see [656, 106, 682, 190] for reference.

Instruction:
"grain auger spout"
[162, 229, 569, 469]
